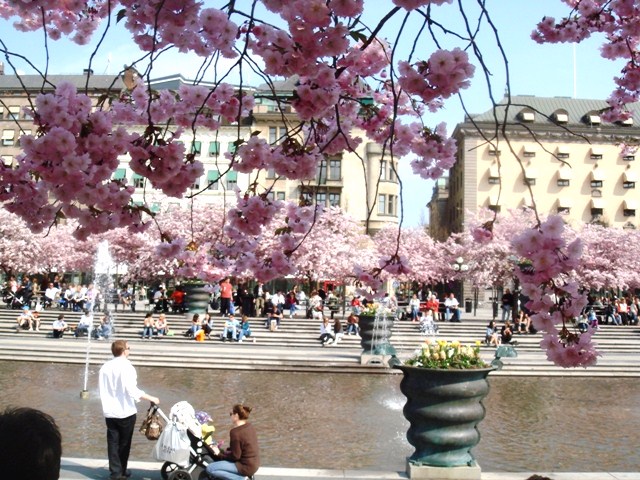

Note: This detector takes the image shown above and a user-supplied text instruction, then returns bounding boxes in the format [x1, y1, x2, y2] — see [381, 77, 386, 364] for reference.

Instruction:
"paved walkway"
[60, 458, 640, 480]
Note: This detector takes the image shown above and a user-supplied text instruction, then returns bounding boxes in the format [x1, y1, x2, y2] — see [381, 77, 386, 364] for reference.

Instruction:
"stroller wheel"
[168, 469, 194, 480]
[161, 462, 180, 480]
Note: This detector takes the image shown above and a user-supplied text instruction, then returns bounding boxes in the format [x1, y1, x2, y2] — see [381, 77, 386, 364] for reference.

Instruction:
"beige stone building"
[430, 95, 640, 238]
[250, 78, 399, 234]
[0, 70, 399, 232]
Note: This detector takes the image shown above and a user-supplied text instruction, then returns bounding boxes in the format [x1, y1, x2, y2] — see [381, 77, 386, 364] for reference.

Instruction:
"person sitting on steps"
[319, 317, 335, 346]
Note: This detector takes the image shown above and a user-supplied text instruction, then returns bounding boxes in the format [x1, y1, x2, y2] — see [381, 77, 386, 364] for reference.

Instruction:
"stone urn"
[358, 313, 395, 355]
[183, 282, 210, 315]
[393, 365, 493, 471]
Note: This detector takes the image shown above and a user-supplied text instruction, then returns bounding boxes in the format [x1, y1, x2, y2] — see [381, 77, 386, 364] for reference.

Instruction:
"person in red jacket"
[219, 278, 233, 316]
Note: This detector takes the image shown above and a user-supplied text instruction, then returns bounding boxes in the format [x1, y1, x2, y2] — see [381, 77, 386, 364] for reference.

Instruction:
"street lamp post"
[451, 257, 469, 316]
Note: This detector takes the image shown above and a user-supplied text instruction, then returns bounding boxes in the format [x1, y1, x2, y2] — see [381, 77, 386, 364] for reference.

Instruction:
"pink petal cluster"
[410, 123, 458, 179]
[397, 48, 475, 105]
[512, 216, 599, 368]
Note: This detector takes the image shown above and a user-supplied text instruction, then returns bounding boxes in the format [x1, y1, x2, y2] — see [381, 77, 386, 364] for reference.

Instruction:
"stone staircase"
[1, 306, 639, 376]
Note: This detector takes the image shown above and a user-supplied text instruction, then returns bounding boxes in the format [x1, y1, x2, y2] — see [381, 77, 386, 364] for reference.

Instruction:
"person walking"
[99, 340, 159, 480]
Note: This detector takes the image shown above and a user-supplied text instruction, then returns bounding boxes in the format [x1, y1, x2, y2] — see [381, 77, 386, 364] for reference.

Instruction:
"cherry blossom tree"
[0, 0, 634, 367]
[0, 209, 42, 277]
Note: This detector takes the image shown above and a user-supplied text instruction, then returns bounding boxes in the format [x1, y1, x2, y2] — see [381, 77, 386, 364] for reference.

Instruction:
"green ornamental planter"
[393, 364, 494, 468]
[183, 282, 210, 315]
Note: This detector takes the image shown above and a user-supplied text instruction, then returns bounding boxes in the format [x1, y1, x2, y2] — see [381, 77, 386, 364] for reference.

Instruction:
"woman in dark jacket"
[206, 403, 259, 479]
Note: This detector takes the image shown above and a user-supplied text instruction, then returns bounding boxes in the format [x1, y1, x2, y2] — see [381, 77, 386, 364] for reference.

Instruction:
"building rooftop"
[0, 73, 124, 92]
[466, 95, 640, 128]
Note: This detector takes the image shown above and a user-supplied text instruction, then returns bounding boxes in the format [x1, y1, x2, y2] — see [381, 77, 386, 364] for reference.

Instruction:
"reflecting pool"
[1, 361, 639, 472]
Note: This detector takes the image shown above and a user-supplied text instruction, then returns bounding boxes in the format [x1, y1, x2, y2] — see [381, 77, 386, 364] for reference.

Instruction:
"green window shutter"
[209, 141, 220, 156]
[150, 203, 160, 213]
[227, 142, 236, 154]
[191, 141, 202, 154]
[227, 171, 238, 181]
[207, 170, 220, 182]
[114, 168, 126, 180]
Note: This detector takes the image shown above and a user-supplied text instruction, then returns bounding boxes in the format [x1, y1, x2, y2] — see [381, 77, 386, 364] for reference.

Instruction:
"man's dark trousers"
[106, 414, 136, 479]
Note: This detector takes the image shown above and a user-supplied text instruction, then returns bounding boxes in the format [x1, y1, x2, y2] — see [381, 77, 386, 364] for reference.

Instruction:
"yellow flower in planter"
[405, 339, 489, 370]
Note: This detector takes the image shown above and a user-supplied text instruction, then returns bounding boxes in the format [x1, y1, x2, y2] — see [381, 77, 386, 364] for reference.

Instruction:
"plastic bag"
[152, 421, 190, 466]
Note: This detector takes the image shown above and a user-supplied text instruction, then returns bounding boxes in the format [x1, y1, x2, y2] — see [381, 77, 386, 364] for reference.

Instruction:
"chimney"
[0, 62, 4, 75]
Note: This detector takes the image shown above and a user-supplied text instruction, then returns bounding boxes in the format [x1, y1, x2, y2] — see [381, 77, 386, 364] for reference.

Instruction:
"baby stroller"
[153, 401, 219, 480]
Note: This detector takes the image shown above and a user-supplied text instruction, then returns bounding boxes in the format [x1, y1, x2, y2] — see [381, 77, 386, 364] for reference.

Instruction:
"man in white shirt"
[75, 309, 94, 337]
[444, 293, 461, 322]
[99, 340, 159, 480]
[52, 314, 68, 338]
[43, 283, 60, 309]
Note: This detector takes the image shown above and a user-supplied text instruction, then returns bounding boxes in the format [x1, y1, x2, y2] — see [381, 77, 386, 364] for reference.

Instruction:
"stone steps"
[1, 308, 639, 376]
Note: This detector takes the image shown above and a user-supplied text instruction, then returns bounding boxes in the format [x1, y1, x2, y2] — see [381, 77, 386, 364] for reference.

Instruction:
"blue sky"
[0, 1, 625, 227]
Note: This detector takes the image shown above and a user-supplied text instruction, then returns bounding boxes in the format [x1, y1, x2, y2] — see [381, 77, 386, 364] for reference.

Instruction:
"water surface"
[1, 361, 638, 472]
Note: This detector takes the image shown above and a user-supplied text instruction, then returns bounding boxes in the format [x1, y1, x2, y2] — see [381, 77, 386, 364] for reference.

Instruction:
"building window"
[266, 168, 276, 179]
[316, 192, 326, 206]
[113, 168, 126, 181]
[624, 209, 636, 217]
[266, 191, 275, 201]
[557, 207, 570, 215]
[0, 107, 3, 120]
[557, 147, 570, 159]
[191, 176, 201, 190]
[624, 181, 636, 189]
[208, 141, 220, 156]
[207, 171, 220, 190]
[590, 180, 603, 188]
[523, 145, 537, 157]
[387, 195, 397, 215]
[380, 160, 387, 180]
[269, 126, 278, 144]
[132, 174, 145, 188]
[377, 194, 397, 216]
[591, 208, 604, 216]
[328, 192, 340, 207]
[590, 148, 603, 160]
[191, 141, 202, 155]
[488, 147, 501, 156]
[623, 155, 635, 161]
[226, 171, 238, 189]
[316, 160, 327, 184]
[488, 177, 500, 185]
[557, 179, 570, 187]
[301, 192, 313, 204]
[1, 155, 13, 167]
[8, 106, 20, 121]
[585, 113, 601, 125]
[520, 111, 535, 122]
[488, 205, 501, 213]
[329, 159, 341, 180]
[524, 178, 536, 186]
[378, 194, 386, 215]
[2, 130, 15, 146]
[276, 191, 286, 201]
[227, 141, 237, 154]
